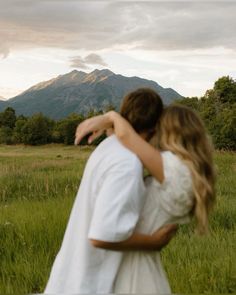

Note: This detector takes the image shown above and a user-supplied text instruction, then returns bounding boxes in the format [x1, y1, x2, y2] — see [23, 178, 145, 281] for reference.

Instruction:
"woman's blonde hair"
[158, 104, 216, 234]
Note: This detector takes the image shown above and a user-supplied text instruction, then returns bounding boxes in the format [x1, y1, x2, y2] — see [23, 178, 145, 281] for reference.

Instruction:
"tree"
[212, 104, 236, 150]
[178, 76, 236, 150]
[213, 76, 236, 104]
[175, 97, 199, 111]
[0, 107, 17, 129]
[56, 114, 84, 145]
[22, 113, 54, 145]
[12, 117, 28, 144]
[0, 126, 13, 144]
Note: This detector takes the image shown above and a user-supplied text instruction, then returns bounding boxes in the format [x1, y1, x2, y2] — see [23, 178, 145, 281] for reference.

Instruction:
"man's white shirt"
[44, 135, 146, 294]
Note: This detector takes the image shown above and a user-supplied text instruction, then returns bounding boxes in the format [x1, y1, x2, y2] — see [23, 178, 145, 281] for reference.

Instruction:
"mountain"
[0, 96, 6, 109]
[0, 96, 6, 102]
[0, 69, 183, 119]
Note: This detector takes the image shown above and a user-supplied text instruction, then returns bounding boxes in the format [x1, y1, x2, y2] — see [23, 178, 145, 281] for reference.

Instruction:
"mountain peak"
[91, 69, 114, 76]
[51, 70, 87, 87]
[68, 69, 86, 76]
[84, 69, 114, 83]
[63, 70, 87, 79]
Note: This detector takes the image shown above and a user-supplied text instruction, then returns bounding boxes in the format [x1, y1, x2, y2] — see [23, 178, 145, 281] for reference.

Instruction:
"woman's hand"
[74, 112, 114, 145]
[151, 224, 178, 250]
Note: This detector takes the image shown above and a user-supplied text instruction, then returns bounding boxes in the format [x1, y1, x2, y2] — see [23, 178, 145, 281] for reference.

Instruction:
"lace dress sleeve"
[152, 152, 194, 217]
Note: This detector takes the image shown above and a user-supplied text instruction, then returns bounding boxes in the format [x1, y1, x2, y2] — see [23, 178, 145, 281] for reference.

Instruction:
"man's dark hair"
[120, 88, 163, 134]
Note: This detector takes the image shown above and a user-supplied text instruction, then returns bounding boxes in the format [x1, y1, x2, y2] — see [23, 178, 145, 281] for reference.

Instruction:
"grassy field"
[0, 144, 235, 293]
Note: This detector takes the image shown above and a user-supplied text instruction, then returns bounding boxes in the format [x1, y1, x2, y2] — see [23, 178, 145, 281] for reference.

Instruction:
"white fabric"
[44, 135, 146, 294]
[114, 151, 194, 294]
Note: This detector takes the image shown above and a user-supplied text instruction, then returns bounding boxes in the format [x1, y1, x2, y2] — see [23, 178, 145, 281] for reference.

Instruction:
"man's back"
[45, 135, 145, 293]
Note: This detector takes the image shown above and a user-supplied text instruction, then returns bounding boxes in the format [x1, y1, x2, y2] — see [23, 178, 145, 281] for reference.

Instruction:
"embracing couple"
[44, 88, 216, 294]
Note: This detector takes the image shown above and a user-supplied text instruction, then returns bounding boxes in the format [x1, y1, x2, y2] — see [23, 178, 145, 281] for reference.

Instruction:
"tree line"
[0, 108, 108, 146]
[176, 76, 235, 150]
[0, 76, 235, 150]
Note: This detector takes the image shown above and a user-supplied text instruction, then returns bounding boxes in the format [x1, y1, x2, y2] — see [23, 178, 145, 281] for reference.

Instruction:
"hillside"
[0, 69, 183, 119]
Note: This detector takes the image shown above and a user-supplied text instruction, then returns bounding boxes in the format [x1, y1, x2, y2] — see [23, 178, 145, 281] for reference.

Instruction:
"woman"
[75, 104, 216, 293]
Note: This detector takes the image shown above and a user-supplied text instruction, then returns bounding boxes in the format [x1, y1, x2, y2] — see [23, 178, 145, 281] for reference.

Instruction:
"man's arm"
[90, 224, 178, 251]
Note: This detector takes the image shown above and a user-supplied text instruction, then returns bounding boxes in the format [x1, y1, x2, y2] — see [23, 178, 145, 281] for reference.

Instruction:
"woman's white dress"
[114, 151, 194, 294]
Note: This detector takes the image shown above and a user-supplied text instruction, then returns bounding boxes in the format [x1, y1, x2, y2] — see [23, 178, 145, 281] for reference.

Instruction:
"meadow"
[0, 145, 235, 293]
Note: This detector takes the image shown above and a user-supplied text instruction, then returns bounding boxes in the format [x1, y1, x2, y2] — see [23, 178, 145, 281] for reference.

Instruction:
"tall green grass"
[0, 145, 235, 293]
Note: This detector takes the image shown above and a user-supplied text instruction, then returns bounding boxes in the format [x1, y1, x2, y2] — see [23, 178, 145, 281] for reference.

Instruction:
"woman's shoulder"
[149, 151, 192, 197]
[161, 150, 183, 163]
[146, 150, 194, 216]
[161, 151, 191, 178]
[146, 151, 191, 186]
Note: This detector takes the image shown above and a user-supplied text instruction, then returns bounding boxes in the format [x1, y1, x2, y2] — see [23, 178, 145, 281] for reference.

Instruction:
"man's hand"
[151, 224, 178, 251]
[90, 224, 178, 251]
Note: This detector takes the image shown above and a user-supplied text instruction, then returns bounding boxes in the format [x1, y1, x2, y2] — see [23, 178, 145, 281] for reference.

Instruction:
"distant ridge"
[0, 69, 183, 119]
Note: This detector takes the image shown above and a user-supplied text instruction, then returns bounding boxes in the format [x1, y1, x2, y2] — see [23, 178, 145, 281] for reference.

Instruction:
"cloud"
[70, 53, 107, 69]
[0, 1, 235, 56]
[85, 54, 107, 66]
[70, 56, 90, 69]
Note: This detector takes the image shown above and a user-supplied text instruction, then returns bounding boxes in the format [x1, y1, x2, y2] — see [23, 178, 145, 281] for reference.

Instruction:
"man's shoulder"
[100, 135, 139, 157]
[92, 135, 142, 169]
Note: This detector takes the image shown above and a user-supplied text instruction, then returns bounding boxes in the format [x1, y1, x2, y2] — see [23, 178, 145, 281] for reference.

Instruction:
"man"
[44, 88, 177, 294]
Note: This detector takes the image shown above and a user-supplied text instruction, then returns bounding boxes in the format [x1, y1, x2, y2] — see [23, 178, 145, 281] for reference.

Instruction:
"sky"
[0, 0, 236, 99]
